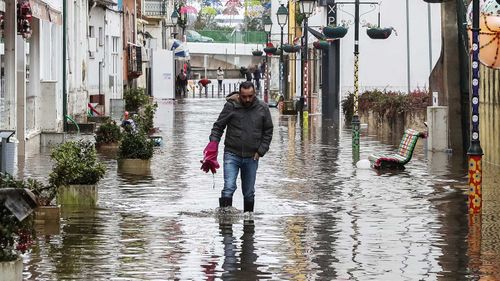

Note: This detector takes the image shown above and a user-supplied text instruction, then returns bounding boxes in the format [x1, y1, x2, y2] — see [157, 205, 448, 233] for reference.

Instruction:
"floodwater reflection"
[18, 99, 499, 280]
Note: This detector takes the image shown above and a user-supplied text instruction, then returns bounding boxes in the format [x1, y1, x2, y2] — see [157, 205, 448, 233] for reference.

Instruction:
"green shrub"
[136, 102, 158, 135]
[124, 87, 149, 112]
[0, 173, 36, 261]
[49, 140, 106, 187]
[95, 121, 122, 144]
[119, 132, 154, 160]
[342, 89, 431, 124]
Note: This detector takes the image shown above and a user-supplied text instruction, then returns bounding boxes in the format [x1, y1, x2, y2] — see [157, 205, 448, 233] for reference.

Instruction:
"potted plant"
[124, 87, 149, 113]
[281, 44, 301, 53]
[118, 132, 154, 175]
[1, 173, 60, 235]
[323, 24, 348, 39]
[0, 179, 36, 279]
[49, 140, 106, 207]
[95, 121, 122, 150]
[264, 43, 277, 56]
[365, 23, 396, 39]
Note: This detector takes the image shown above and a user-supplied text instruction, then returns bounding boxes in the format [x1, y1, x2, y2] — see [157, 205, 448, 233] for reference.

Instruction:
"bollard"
[205, 85, 208, 97]
[229, 84, 231, 93]
[211, 85, 214, 98]
[222, 84, 225, 97]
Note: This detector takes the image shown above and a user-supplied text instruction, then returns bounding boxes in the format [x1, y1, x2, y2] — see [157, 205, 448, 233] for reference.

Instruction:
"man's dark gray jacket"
[210, 93, 273, 158]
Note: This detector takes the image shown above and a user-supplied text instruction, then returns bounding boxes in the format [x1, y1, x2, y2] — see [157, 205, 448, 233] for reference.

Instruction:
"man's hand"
[253, 153, 260, 161]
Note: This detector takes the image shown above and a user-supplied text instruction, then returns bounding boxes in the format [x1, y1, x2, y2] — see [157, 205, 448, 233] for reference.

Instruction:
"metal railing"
[143, 0, 167, 16]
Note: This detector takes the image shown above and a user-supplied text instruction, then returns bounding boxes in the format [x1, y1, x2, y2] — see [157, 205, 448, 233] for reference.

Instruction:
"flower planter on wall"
[118, 159, 151, 175]
[0, 258, 23, 281]
[57, 184, 98, 207]
[323, 26, 348, 39]
[34, 206, 61, 235]
[366, 28, 393, 39]
[281, 44, 300, 53]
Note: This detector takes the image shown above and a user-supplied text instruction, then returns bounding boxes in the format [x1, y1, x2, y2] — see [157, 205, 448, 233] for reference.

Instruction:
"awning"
[30, 0, 62, 25]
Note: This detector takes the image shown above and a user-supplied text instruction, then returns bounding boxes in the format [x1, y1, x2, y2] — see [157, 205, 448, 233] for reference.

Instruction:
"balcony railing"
[143, 0, 167, 17]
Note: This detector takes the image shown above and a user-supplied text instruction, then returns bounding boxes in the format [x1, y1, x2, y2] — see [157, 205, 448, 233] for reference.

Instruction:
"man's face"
[240, 87, 255, 107]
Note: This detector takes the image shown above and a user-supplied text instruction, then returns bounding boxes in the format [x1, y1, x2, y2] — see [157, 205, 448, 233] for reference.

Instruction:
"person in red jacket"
[198, 78, 211, 95]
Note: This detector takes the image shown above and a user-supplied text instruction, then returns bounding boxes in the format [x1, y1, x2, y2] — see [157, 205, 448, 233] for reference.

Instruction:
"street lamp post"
[468, 0, 483, 215]
[277, 4, 288, 101]
[263, 15, 273, 103]
[352, 0, 361, 161]
[299, 0, 316, 120]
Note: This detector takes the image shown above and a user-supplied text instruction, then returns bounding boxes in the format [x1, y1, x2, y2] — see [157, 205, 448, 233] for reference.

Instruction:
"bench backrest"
[396, 129, 422, 162]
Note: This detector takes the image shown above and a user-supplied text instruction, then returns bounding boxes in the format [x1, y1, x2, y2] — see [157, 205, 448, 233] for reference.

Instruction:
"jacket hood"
[226, 92, 240, 102]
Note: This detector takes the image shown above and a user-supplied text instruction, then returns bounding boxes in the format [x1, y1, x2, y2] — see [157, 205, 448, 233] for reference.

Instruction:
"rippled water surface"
[20, 98, 500, 280]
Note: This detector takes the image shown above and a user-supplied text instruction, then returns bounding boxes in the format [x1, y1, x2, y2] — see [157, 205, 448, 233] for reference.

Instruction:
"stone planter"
[117, 159, 151, 175]
[34, 206, 61, 235]
[96, 142, 119, 150]
[0, 258, 23, 281]
[57, 184, 98, 207]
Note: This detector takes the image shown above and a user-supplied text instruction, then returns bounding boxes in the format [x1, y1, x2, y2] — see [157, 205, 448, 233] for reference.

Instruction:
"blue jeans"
[222, 151, 259, 202]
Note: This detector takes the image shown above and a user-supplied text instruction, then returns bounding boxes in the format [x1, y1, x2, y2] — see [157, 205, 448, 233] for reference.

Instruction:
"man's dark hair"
[239, 81, 255, 92]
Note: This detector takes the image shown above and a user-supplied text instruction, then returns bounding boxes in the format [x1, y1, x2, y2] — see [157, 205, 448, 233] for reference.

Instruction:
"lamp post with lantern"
[298, 0, 317, 120]
[263, 15, 273, 103]
[276, 4, 288, 101]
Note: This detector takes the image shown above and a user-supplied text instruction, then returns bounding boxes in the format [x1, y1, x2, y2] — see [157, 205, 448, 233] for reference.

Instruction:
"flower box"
[34, 206, 61, 235]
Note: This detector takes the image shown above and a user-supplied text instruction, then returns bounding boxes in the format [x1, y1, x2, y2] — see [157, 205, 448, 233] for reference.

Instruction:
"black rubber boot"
[219, 197, 233, 208]
[243, 200, 254, 212]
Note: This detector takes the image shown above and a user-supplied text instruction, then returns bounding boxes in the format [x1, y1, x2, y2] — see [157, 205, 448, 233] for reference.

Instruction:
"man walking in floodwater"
[201, 81, 273, 215]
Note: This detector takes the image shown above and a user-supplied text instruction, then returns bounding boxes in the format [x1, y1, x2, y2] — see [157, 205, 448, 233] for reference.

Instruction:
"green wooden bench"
[369, 129, 427, 169]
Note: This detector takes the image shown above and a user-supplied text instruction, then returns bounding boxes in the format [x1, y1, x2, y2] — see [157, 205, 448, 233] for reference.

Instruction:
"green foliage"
[119, 132, 154, 160]
[124, 87, 149, 112]
[95, 121, 122, 144]
[0, 173, 36, 261]
[49, 140, 106, 187]
[0, 205, 34, 262]
[135, 102, 158, 135]
[0, 173, 55, 206]
[295, 3, 304, 26]
[341, 88, 431, 124]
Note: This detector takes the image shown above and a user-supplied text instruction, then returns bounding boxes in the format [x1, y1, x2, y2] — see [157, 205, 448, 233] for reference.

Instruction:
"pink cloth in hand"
[200, 141, 220, 174]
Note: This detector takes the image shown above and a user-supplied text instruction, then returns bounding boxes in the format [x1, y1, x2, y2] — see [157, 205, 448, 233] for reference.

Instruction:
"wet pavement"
[19, 98, 500, 280]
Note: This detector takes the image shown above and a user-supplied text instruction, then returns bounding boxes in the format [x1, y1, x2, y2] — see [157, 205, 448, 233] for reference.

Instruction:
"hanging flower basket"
[264, 47, 277, 56]
[423, 0, 449, 3]
[366, 27, 393, 39]
[252, 50, 263, 56]
[282, 44, 300, 53]
[313, 41, 330, 50]
[323, 26, 348, 39]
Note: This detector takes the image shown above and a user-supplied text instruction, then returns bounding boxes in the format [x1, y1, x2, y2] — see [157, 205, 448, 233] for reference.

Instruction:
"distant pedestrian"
[217, 67, 224, 91]
[245, 68, 252, 82]
[253, 65, 261, 90]
[198, 77, 212, 94]
[201, 81, 274, 215]
[176, 69, 188, 97]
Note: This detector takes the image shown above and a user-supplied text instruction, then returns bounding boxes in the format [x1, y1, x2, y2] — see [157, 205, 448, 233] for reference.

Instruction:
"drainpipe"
[63, 0, 67, 131]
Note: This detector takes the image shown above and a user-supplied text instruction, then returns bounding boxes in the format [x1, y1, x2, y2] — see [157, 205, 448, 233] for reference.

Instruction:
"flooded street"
[20, 99, 500, 280]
